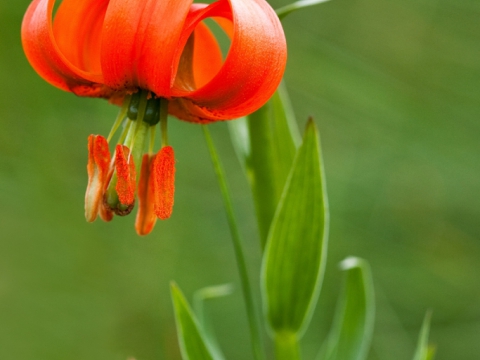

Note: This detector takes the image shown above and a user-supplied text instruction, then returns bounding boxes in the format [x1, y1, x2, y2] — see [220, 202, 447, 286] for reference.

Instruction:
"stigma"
[84, 90, 175, 236]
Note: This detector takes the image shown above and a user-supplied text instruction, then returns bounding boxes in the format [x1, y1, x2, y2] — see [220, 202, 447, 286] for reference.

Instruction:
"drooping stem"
[202, 125, 265, 360]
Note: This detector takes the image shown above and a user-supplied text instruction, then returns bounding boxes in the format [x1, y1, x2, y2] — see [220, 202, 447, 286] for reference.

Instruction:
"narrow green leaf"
[262, 119, 328, 335]
[171, 282, 217, 360]
[412, 311, 435, 360]
[193, 284, 233, 360]
[276, 0, 332, 20]
[228, 82, 300, 248]
[318, 257, 375, 360]
[194, 284, 234, 320]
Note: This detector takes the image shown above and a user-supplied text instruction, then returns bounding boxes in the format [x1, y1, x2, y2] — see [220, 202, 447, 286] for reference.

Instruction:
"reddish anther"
[85, 135, 111, 222]
[135, 154, 158, 236]
[153, 146, 176, 220]
[115, 144, 136, 206]
[98, 201, 114, 222]
[98, 165, 114, 222]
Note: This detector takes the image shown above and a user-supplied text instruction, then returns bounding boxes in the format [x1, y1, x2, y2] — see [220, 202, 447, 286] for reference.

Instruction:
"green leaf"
[412, 311, 435, 360]
[276, 0, 332, 20]
[262, 119, 328, 335]
[193, 284, 234, 322]
[318, 257, 375, 360]
[228, 82, 300, 248]
[193, 284, 233, 360]
[171, 282, 217, 360]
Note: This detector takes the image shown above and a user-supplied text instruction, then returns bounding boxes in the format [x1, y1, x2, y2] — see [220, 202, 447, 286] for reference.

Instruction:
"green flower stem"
[275, 332, 301, 360]
[160, 98, 169, 146]
[202, 126, 265, 360]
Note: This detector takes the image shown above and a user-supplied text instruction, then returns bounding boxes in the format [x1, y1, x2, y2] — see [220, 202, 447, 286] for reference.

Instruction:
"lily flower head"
[21, 0, 287, 235]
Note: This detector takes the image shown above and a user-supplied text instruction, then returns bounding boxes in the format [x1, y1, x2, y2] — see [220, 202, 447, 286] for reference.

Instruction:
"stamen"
[159, 98, 169, 146]
[153, 145, 176, 220]
[118, 119, 133, 145]
[115, 144, 136, 206]
[85, 135, 111, 222]
[98, 201, 114, 222]
[99, 164, 115, 222]
[149, 122, 156, 155]
[126, 92, 148, 161]
[126, 120, 139, 163]
[107, 94, 131, 142]
[104, 91, 152, 214]
[89, 92, 174, 229]
[135, 154, 157, 235]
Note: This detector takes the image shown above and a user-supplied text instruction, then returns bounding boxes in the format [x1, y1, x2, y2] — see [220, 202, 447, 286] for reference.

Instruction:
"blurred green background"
[1, 0, 479, 359]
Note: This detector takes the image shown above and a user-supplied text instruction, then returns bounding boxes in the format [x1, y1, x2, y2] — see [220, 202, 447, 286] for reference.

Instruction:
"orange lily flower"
[21, 0, 287, 235]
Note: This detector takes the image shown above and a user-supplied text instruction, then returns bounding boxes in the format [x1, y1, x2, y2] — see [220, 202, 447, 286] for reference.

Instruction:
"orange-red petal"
[115, 145, 136, 206]
[85, 135, 111, 222]
[169, 0, 287, 122]
[21, 0, 108, 97]
[191, 22, 224, 90]
[153, 146, 176, 220]
[100, 0, 193, 94]
[170, 3, 225, 94]
[135, 154, 158, 236]
[53, 0, 108, 76]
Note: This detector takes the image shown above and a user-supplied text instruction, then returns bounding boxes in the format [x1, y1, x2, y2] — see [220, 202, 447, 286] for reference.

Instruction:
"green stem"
[247, 106, 280, 250]
[160, 98, 169, 146]
[202, 126, 265, 360]
[275, 332, 301, 360]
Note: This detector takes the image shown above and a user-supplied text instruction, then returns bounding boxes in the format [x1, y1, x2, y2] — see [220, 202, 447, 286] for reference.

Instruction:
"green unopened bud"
[127, 91, 141, 120]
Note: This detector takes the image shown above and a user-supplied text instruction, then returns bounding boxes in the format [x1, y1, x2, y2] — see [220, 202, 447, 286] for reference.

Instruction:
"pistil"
[85, 89, 175, 234]
[104, 90, 162, 215]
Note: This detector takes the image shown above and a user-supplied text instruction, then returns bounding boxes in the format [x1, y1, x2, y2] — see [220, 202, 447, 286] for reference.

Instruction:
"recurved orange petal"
[21, 0, 107, 97]
[101, 0, 193, 94]
[191, 21, 224, 89]
[169, 0, 287, 123]
[172, 20, 224, 93]
[53, 0, 108, 76]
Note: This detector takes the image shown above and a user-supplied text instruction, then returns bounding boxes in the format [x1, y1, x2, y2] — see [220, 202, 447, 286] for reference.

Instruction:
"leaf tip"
[339, 256, 364, 270]
[170, 281, 180, 295]
[305, 116, 316, 130]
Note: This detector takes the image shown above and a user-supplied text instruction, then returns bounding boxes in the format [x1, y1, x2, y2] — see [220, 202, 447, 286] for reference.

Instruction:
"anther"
[85, 135, 111, 222]
[135, 154, 157, 235]
[153, 146, 175, 220]
[115, 144, 136, 206]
